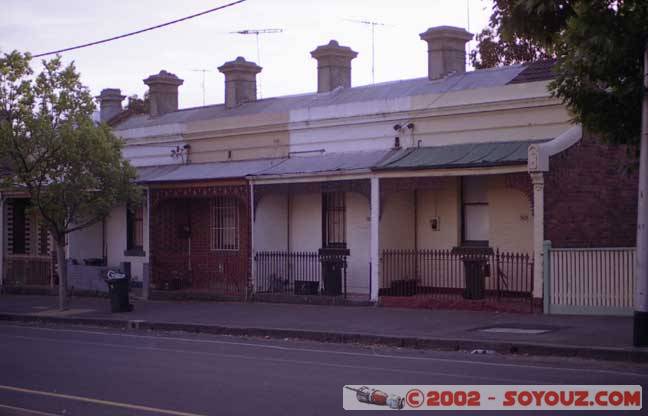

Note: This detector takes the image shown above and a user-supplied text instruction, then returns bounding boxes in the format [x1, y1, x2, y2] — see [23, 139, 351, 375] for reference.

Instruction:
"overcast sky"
[1, 0, 494, 109]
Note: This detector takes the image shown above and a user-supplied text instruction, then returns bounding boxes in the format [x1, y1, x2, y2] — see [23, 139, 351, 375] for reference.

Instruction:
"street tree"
[0, 51, 141, 310]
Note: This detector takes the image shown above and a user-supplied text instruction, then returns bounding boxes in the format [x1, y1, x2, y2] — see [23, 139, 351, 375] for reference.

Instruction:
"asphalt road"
[0, 323, 646, 416]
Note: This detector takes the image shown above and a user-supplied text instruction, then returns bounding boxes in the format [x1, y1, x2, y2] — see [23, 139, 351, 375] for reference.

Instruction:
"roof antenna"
[190, 69, 210, 106]
[230, 28, 283, 98]
[466, 0, 472, 69]
[344, 18, 386, 84]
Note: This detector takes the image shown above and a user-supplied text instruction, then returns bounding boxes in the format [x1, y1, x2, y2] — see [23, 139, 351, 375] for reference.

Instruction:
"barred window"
[323, 192, 346, 248]
[211, 197, 239, 251]
[127, 204, 144, 251]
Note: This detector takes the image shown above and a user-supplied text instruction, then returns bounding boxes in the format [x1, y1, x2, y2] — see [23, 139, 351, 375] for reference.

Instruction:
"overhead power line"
[32, 0, 247, 58]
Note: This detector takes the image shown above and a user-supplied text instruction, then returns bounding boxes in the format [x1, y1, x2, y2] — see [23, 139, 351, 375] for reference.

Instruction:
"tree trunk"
[634, 42, 648, 346]
[55, 241, 68, 311]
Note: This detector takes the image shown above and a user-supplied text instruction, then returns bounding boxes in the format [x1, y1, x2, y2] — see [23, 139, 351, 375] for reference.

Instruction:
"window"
[462, 177, 489, 246]
[126, 203, 144, 256]
[10, 199, 28, 254]
[322, 192, 346, 248]
[211, 197, 239, 251]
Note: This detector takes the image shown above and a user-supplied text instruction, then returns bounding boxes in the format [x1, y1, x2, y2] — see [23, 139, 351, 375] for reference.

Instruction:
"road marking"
[0, 333, 522, 382]
[0, 384, 206, 416]
[2, 323, 646, 378]
[0, 403, 59, 416]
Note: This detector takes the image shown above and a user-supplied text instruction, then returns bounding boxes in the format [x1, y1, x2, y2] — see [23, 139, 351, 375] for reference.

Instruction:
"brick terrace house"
[0, 25, 638, 314]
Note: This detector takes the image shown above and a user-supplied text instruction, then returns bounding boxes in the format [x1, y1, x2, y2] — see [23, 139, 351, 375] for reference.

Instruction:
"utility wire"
[32, 0, 247, 58]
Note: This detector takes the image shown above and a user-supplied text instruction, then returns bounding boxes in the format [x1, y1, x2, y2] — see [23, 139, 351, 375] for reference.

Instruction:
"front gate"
[3, 254, 54, 287]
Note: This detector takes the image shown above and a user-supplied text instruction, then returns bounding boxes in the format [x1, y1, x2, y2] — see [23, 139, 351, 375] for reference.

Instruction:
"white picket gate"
[545, 244, 634, 316]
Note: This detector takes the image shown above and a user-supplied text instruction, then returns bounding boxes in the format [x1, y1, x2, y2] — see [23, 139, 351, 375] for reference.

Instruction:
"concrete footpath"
[1, 294, 647, 363]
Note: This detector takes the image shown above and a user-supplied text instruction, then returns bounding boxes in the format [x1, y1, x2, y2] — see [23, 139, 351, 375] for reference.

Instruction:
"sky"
[1, 0, 495, 109]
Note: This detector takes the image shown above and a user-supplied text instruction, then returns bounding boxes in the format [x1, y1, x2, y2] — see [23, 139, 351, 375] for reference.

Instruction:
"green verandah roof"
[373, 139, 550, 171]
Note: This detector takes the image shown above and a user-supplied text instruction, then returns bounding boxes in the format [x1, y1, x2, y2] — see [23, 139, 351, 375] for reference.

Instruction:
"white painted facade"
[51, 53, 575, 301]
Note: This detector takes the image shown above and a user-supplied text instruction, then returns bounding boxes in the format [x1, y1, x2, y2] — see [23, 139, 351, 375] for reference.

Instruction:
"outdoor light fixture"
[171, 144, 192, 164]
[393, 122, 415, 131]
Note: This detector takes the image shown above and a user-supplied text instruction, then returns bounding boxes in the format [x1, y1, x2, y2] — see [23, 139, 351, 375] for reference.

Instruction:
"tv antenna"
[344, 19, 385, 84]
[230, 28, 283, 98]
[191, 69, 210, 105]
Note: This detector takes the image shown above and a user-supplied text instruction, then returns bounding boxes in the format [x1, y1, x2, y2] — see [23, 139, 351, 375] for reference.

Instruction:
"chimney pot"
[143, 70, 183, 117]
[310, 40, 358, 93]
[218, 57, 262, 109]
[419, 26, 473, 80]
[97, 88, 125, 123]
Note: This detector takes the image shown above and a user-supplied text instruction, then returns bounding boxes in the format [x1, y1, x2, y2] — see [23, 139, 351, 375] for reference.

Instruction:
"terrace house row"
[0, 25, 638, 314]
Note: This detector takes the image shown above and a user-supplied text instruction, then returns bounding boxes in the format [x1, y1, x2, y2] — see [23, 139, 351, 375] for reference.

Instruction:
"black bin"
[462, 259, 487, 299]
[105, 271, 132, 313]
[319, 248, 349, 296]
[452, 246, 492, 301]
[294, 280, 319, 295]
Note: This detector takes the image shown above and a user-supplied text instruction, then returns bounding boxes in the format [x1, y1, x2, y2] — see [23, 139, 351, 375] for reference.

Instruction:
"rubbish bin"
[318, 248, 349, 296]
[462, 258, 487, 299]
[294, 280, 319, 295]
[105, 270, 133, 313]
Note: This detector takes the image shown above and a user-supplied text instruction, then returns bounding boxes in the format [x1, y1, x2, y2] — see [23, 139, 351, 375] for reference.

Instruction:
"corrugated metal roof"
[136, 158, 284, 183]
[251, 150, 396, 177]
[375, 140, 549, 171]
[507, 60, 556, 84]
[114, 65, 526, 131]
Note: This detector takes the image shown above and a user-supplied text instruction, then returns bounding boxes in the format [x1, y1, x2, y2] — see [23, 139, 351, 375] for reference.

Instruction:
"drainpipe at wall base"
[543, 240, 552, 314]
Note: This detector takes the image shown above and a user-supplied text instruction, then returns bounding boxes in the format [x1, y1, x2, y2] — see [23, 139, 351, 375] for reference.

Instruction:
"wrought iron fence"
[255, 251, 320, 295]
[3, 254, 53, 287]
[380, 248, 533, 305]
[254, 251, 349, 297]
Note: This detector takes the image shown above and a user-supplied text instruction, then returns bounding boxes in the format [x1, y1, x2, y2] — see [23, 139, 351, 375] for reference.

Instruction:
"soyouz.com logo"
[342, 385, 642, 411]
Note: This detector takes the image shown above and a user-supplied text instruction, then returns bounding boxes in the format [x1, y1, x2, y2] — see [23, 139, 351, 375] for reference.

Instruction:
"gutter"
[528, 125, 583, 172]
[372, 160, 528, 172]
[248, 169, 373, 184]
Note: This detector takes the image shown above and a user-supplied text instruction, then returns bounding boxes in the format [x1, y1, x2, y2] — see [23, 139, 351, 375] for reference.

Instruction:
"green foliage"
[550, 0, 647, 145]
[469, 27, 553, 69]
[470, 0, 572, 68]
[472, 0, 647, 145]
[0, 51, 141, 243]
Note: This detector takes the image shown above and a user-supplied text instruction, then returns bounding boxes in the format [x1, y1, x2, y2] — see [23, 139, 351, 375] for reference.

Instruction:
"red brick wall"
[545, 134, 638, 248]
[149, 183, 250, 297]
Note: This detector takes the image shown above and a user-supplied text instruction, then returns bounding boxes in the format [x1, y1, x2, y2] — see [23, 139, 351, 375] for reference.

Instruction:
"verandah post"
[530, 172, 545, 303]
[370, 176, 380, 302]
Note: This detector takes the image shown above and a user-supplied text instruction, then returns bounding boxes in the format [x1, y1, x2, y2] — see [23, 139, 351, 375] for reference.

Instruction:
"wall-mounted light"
[171, 144, 192, 164]
[393, 122, 415, 132]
